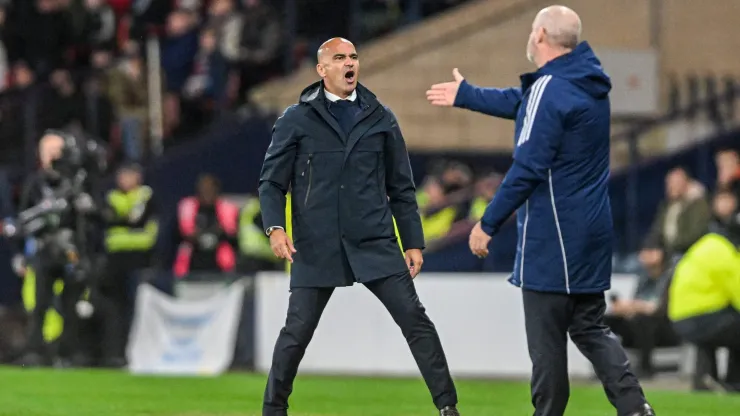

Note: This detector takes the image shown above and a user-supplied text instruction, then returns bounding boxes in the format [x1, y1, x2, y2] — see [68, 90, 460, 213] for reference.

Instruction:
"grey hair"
[536, 5, 582, 50]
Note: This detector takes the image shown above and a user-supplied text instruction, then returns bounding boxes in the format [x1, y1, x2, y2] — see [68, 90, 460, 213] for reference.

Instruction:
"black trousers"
[605, 313, 681, 374]
[95, 251, 151, 362]
[27, 254, 85, 359]
[522, 290, 647, 416]
[673, 307, 740, 390]
[263, 272, 457, 415]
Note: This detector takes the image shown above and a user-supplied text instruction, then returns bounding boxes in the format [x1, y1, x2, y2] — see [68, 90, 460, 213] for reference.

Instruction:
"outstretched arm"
[454, 81, 522, 120]
[426, 68, 522, 120]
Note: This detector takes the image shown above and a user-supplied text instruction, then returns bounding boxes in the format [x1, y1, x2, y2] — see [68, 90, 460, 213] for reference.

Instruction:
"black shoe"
[101, 357, 127, 368]
[628, 403, 655, 416]
[440, 406, 460, 416]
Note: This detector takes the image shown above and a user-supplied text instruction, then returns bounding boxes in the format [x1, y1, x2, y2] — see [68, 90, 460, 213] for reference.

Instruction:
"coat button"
[340, 185, 344, 189]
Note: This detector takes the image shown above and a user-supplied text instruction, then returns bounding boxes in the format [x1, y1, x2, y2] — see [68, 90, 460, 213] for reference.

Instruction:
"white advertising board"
[255, 273, 637, 378]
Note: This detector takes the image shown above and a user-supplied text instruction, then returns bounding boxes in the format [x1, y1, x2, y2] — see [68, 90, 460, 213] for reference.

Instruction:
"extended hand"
[469, 221, 492, 258]
[269, 229, 296, 263]
[426, 68, 465, 106]
[405, 248, 423, 278]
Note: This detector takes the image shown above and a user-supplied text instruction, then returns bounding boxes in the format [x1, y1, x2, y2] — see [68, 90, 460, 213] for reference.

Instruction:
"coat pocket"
[376, 152, 385, 205]
[301, 153, 314, 206]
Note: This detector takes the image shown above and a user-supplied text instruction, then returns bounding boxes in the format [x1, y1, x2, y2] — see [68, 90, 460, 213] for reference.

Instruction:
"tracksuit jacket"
[455, 41, 613, 294]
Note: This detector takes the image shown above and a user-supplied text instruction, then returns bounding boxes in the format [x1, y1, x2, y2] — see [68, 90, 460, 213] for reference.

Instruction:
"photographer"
[13, 131, 100, 366]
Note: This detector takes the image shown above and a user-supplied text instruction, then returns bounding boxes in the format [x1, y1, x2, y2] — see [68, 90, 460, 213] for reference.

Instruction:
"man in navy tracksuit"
[427, 6, 655, 416]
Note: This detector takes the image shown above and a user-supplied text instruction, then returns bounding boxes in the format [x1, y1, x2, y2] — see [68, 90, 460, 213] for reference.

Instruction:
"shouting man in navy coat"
[258, 38, 459, 416]
[427, 5, 655, 416]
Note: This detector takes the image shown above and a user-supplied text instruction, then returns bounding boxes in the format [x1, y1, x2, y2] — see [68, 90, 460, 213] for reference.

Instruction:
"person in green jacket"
[668, 189, 740, 392]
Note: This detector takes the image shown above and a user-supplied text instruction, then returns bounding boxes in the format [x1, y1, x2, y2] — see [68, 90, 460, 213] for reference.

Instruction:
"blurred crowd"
[414, 160, 504, 252]
[605, 148, 740, 391]
[0, 0, 292, 169]
[0, 0, 471, 175]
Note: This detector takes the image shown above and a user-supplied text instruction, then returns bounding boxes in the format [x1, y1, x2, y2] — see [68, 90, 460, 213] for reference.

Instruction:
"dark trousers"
[96, 251, 151, 362]
[27, 255, 84, 359]
[605, 313, 681, 374]
[522, 290, 647, 416]
[673, 307, 740, 390]
[263, 272, 457, 415]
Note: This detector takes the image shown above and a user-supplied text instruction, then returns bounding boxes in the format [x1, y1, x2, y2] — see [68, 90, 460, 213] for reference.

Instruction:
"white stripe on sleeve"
[516, 75, 553, 147]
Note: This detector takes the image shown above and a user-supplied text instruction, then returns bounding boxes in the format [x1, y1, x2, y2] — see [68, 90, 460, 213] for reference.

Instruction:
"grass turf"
[0, 367, 738, 415]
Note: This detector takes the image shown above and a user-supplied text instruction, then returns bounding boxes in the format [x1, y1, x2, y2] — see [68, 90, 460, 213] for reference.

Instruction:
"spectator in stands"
[0, 61, 41, 168]
[668, 189, 740, 392]
[237, 0, 282, 100]
[173, 174, 239, 277]
[206, 0, 241, 62]
[129, 0, 172, 41]
[421, 161, 476, 251]
[13, 0, 73, 79]
[642, 167, 711, 260]
[82, 50, 116, 145]
[181, 25, 229, 128]
[605, 247, 680, 377]
[106, 42, 149, 162]
[468, 172, 501, 222]
[82, 0, 117, 51]
[716, 148, 740, 198]
[43, 69, 86, 130]
[160, 7, 200, 137]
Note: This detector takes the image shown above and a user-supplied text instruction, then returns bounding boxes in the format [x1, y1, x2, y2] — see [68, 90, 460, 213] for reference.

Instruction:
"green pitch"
[0, 367, 737, 415]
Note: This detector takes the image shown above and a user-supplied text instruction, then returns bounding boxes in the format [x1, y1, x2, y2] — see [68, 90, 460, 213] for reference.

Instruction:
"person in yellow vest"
[99, 163, 158, 367]
[418, 175, 457, 244]
[238, 195, 283, 273]
[668, 190, 740, 391]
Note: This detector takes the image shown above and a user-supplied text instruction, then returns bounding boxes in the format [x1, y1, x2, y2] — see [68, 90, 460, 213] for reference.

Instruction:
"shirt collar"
[324, 89, 357, 102]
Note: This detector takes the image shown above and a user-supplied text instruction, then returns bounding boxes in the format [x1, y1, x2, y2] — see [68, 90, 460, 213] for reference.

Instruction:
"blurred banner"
[127, 279, 246, 375]
[255, 272, 639, 378]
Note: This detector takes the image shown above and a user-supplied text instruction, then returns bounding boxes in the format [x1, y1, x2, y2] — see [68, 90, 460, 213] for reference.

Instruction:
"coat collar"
[298, 80, 383, 165]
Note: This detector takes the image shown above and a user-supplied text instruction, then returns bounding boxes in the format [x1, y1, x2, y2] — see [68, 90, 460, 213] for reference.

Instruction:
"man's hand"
[405, 249, 423, 278]
[633, 300, 658, 316]
[469, 221, 492, 258]
[426, 68, 465, 107]
[611, 299, 638, 318]
[269, 229, 296, 263]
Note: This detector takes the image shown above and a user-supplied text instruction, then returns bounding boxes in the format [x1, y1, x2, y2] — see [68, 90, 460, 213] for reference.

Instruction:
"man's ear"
[316, 63, 325, 78]
[536, 27, 547, 45]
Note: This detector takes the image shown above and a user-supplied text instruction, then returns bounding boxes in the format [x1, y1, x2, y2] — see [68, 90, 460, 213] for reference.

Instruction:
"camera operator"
[13, 132, 99, 366]
[98, 163, 157, 367]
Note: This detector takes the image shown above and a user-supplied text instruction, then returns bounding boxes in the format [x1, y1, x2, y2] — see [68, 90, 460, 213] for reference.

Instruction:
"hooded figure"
[454, 41, 613, 294]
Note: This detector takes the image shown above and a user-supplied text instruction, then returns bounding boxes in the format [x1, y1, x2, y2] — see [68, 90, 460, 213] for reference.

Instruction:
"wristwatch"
[265, 226, 284, 236]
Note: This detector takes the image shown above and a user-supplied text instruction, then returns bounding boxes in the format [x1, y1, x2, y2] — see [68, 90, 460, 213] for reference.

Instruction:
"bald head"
[526, 5, 581, 67]
[534, 5, 581, 49]
[316, 37, 359, 99]
[317, 37, 355, 63]
[39, 133, 65, 170]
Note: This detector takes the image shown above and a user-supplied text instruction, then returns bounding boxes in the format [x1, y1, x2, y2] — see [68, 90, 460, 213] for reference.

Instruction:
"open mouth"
[344, 70, 356, 83]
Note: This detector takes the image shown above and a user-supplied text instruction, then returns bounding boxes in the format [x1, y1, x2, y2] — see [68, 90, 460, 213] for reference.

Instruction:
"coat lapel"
[307, 99, 346, 144]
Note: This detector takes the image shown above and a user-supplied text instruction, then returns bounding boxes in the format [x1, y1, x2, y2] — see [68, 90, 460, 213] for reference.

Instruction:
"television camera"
[3, 130, 107, 282]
